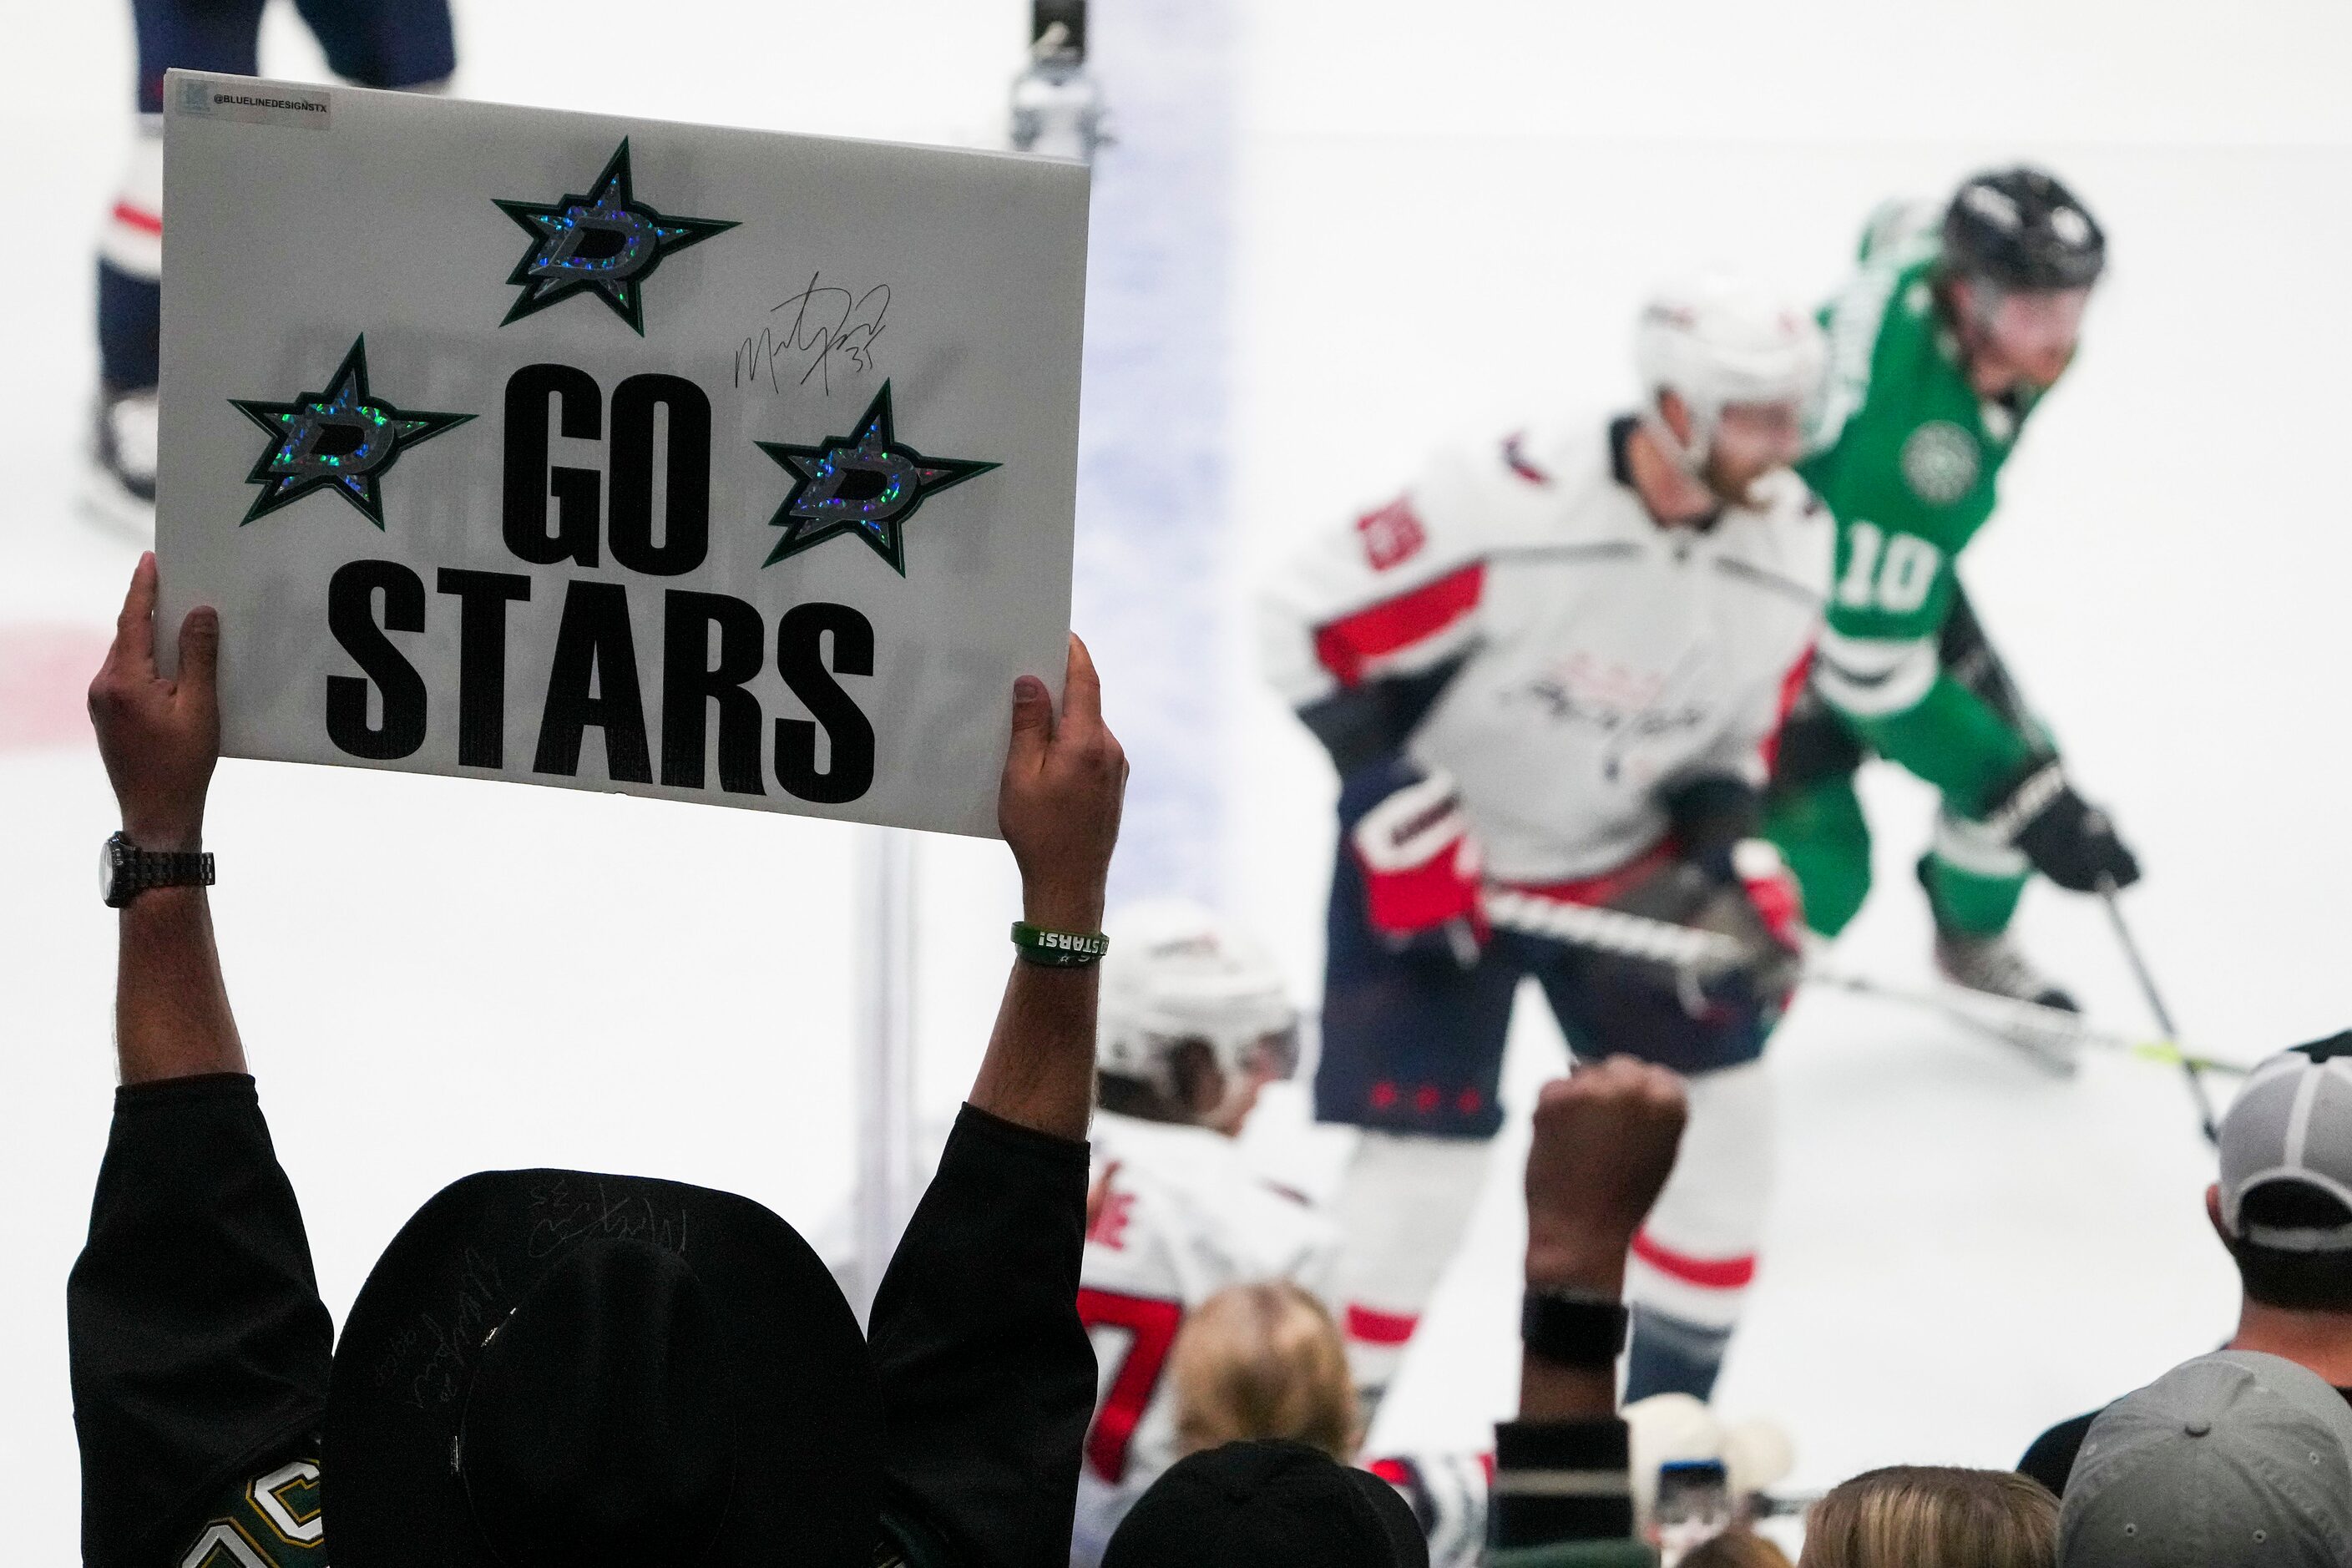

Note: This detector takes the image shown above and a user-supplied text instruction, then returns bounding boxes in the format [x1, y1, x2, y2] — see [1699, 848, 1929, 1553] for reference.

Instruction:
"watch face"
[99, 837, 120, 903]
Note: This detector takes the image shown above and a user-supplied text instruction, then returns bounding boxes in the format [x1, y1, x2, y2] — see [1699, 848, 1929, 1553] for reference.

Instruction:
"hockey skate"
[81, 386, 158, 544]
[1933, 929, 2083, 1075]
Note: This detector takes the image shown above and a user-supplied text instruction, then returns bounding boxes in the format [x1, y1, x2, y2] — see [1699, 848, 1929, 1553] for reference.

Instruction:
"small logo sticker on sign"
[175, 76, 331, 131]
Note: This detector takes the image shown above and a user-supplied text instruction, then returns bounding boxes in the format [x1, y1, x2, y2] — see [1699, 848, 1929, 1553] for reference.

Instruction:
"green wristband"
[1010, 921, 1110, 968]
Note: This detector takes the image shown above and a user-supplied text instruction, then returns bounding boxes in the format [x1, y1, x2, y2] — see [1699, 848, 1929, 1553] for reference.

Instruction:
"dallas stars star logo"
[756, 382, 998, 574]
[494, 139, 737, 334]
[230, 336, 472, 528]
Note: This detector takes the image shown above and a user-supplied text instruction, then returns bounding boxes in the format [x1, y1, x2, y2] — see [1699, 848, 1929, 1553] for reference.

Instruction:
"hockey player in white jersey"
[1258, 276, 1832, 1411]
[1071, 900, 1342, 1565]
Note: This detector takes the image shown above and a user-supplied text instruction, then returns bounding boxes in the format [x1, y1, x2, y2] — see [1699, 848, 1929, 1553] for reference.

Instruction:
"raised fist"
[1523, 1056, 1688, 1297]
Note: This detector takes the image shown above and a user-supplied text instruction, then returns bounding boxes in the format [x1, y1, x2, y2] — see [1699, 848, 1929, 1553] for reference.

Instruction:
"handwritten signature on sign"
[734, 271, 892, 396]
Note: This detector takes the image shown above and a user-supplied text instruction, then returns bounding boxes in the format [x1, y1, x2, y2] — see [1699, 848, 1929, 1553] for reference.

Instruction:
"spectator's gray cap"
[2060, 1350, 2352, 1566]
[2218, 1032, 2352, 1249]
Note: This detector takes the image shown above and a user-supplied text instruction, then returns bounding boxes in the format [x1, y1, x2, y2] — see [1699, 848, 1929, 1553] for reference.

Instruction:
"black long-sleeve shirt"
[69, 1075, 1094, 1568]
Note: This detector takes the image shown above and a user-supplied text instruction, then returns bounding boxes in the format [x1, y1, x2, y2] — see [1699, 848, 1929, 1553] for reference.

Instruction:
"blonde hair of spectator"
[1169, 1282, 1361, 1460]
[1679, 1529, 1794, 1568]
[1798, 1466, 2056, 1568]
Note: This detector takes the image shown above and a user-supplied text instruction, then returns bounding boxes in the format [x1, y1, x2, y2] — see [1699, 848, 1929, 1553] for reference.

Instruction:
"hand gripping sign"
[155, 71, 1088, 837]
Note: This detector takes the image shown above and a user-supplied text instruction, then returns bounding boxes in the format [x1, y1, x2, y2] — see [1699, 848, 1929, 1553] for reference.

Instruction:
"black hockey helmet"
[1941, 167, 2106, 291]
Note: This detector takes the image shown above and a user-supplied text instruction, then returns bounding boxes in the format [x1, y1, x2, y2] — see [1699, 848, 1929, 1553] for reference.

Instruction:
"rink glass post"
[854, 825, 921, 1316]
[1065, 0, 1236, 903]
[1009, 0, 1108, 164]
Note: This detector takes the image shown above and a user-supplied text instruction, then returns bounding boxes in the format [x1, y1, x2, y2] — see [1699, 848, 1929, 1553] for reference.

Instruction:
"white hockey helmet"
[1633, 272, 1825, 473]
[1098, 899, 1301, 1095]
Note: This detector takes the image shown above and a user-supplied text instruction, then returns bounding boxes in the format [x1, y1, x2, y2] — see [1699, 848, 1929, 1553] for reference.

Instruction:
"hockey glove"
[1717, 839, 1806, 995]
[1350, 767, 1488, 958]
[1985, 761, 2141, 893]
[1689, 841, 1806, 1003]
[1604, 841, 1804, 1006]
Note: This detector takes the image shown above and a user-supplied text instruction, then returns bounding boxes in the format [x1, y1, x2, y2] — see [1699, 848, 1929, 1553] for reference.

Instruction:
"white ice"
[8, 0, 2352, 1549]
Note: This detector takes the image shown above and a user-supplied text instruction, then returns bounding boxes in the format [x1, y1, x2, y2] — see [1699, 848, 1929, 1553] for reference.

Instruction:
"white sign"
[155, 71, 1088, 838]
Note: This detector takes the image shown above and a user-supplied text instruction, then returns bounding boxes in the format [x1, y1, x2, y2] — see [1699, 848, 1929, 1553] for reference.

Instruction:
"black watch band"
[102, 832, 215, 908]
[1520, 1287, 1630, 1368]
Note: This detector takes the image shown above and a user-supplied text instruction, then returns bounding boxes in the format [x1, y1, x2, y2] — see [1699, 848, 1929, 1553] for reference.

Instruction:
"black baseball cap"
[1104, 1439, 1429, 1568]
[324, 1169, 883, 1568]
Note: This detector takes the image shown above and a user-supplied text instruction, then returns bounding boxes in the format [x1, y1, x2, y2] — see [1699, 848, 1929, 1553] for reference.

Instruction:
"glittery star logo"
[229, 336, 472, 527]
[756, 382, 998, 574]
[493, 139, 737, 334]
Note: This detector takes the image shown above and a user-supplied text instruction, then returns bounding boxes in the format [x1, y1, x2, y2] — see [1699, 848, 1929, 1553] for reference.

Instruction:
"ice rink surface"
[8, 0, 2352, 1546]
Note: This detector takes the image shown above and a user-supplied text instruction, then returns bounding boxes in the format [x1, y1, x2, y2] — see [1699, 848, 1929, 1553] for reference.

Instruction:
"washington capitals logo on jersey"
[1510, 653, 1716, 784]
[230, 336, 472, 528]
[756, 382, 997, 574]
[494, 140, 737, 335]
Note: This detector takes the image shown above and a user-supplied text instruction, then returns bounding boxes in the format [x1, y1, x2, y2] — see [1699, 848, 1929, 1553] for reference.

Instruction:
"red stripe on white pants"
[1346, 1302, 1419, 1346]
[1631, 1229, 1756, 1290]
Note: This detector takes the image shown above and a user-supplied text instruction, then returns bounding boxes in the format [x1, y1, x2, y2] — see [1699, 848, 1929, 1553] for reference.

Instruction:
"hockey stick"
[1479, 888, 2249, 1080]
[2097, 880, 2223, 1144]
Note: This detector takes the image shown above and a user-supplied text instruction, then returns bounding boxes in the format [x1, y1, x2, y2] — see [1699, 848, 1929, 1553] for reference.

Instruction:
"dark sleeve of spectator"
[1490, 1416, 1637, 1551]
[68, 1074, 333, 1568]
[2017, 1409, 2099, 1498]
[866, 1103, 1095, 1568]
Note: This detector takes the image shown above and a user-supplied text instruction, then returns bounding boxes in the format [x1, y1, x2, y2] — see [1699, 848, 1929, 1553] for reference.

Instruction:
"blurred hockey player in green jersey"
[1762, 167, 2140, 1008]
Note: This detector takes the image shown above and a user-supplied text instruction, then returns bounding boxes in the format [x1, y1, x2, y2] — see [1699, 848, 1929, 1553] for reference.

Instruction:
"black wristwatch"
[100, 831, 215, 908]
[1521, 1287, 1630, 1368]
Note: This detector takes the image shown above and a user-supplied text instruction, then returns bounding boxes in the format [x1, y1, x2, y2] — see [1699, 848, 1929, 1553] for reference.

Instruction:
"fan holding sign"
[154, 70, 1089, 839]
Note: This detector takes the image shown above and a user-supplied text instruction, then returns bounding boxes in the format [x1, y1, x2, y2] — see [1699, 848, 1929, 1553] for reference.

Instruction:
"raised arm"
[73, 556, 331, 1568]
[968, 632, 1126, 1140]
[864, 635, 1127, 1567]
[1518, 1057, 1688, 1422]
[1489, 1057, 1686, 1560]
[88, 552, 240, 1085]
